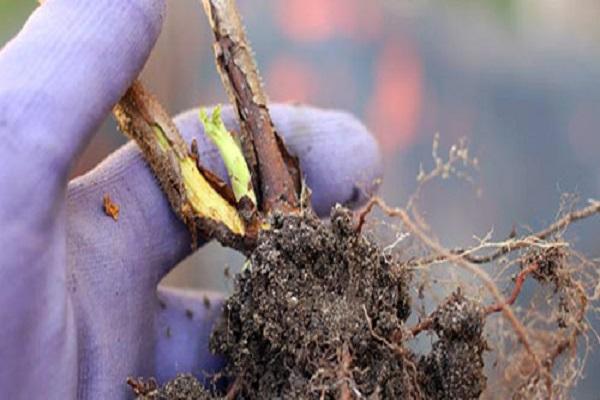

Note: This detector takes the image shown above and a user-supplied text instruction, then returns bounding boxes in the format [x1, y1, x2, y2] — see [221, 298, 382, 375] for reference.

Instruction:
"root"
[366, 197, 539, 367]
[225, 377, 241, 400]
[357, 196, 600, 395]
[407, 199, 600, 267]
[337, 344, 352, 400]
[485, 262, 540, 314]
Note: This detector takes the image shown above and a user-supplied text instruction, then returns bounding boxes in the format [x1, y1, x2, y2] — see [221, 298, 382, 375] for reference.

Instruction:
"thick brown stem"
[201, 0, 300, 213]
[114, 81, 249, 251]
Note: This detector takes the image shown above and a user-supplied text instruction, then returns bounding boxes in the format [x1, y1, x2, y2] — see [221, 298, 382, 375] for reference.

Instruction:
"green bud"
[200, 106, 257, 206]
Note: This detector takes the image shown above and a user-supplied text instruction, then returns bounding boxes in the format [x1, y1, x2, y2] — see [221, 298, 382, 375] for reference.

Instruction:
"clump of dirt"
[524, 246, 567, 287]
[419, 291, 487, 399]
[212, 206, 413, 398]
[102, 193, 120, 221]
[522, 246, 577, 328]
[130, 374, 212, 400]
[138, 206, 487, 399]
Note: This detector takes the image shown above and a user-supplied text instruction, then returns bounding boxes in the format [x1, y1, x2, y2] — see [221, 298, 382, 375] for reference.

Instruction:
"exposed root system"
[140, 207, 492, 399]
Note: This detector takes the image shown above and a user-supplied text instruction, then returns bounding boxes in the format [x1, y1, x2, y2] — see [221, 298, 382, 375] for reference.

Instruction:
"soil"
[135, 206, 487, 399]
[129, 375, 212, 399]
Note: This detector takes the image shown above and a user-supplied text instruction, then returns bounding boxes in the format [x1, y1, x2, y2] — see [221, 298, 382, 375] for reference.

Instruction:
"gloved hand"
[0, 1, 382, 399]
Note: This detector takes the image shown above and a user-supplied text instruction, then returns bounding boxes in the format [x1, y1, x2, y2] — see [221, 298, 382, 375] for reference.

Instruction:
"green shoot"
[200, 106, 257, 206]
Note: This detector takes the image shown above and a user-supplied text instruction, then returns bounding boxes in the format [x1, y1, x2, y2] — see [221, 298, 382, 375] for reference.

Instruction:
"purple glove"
[0, 1, 382, 399]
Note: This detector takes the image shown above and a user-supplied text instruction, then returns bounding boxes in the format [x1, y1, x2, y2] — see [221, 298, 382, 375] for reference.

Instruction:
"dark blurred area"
[2, 0, 600, 397]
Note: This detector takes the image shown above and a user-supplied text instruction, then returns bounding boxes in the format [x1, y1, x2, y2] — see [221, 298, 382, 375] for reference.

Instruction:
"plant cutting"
[114, 1, 600, 399]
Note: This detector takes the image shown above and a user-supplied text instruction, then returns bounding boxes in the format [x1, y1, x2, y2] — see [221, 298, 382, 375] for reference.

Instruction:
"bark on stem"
[201, 0, 301, 213]
[113, 81, 249, 251]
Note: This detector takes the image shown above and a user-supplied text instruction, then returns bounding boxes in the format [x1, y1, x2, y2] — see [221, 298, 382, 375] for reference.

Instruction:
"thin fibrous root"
[407, 199, 600, 267]
[362, 197, 543, 380]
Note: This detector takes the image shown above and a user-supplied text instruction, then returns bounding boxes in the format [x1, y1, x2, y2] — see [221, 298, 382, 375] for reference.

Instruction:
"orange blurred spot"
[367, 39, 423, 154]
[275, 0, 382, 42]
[266, 56, 319, 102]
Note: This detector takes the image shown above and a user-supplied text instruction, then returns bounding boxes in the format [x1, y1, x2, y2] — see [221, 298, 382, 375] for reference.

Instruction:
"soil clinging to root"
[137, 207, 487, 399]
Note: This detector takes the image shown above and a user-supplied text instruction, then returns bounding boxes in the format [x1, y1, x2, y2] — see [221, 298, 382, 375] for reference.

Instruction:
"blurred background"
[2, 0, 600, 397]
